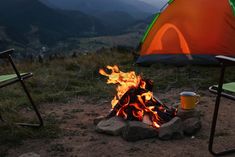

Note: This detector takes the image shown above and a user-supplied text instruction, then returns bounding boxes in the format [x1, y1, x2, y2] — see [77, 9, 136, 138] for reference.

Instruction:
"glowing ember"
[99, 65, 177, 128]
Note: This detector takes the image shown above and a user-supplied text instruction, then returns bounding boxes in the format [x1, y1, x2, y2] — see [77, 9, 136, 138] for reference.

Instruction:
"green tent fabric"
[230, 0, 235, 15]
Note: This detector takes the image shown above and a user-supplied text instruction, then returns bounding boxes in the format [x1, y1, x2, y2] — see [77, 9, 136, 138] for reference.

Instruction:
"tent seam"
[229, 0, 235, 16]
[140, 1, 174, 44]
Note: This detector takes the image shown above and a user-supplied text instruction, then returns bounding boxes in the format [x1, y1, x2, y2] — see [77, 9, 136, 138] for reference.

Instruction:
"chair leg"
[16, 80, 44, 127]
[0, 112, 4, 122]
[8, 55, 43, 128]
[208, 65, 235, 156]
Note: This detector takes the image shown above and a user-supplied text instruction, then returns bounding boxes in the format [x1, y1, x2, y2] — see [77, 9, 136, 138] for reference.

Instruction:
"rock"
[96, 116, 127, 136]
[159, 117, 183, 140]
[93, 115, 106, 125]
[183, 117, 201, 136]
[19, 152, 40, 157]
[176, 108, 200, 120]
[122, 121, 158, 142]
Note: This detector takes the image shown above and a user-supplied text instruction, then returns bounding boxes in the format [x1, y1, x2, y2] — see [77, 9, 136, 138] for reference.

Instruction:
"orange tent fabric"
[138, 0, 235, 64]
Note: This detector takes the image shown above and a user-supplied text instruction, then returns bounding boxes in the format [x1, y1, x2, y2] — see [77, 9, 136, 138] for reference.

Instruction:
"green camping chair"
[208, 55, 235, 156]
[0, 49, 43, 127]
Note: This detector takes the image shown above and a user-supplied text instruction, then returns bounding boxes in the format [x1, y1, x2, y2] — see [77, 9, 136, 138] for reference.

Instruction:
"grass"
[0, 49, 235, 155]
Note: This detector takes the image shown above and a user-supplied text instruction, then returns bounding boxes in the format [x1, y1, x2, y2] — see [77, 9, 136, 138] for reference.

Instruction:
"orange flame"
[99, 65, 141, 108]
[99, 65, 176, 128]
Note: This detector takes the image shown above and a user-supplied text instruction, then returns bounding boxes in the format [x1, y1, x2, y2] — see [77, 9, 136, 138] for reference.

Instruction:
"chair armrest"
[216, 55, 235, 66]
[0, 49, 15, 58]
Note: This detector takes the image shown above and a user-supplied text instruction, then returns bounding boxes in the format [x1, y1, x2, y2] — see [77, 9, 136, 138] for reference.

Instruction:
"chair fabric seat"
[209, 82, 235, 100]
[221, 82, 235, 93]
[0, 73, 32, 88]
[214, 82, 235, 93]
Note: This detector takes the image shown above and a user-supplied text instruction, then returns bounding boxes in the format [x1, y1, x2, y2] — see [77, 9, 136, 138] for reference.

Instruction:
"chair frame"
[0, 49, 43, 127]
[208, 55, 235, 156]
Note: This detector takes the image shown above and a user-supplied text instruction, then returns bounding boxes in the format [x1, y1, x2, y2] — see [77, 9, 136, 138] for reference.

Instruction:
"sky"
[139, 0, 168, 7]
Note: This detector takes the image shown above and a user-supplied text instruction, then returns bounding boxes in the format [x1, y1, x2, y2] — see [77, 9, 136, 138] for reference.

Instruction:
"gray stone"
[159, 117, 183, 140]
[96, 116, 127, 136]
[176, 108, 200, 120]
[122, 121, 158, 142]
[183, 117, 202, 136]
[19, 152, 40, 157]
[93, 115, 106, 125]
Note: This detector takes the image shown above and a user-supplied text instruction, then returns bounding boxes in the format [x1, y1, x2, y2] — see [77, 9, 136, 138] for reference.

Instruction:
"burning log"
[142, 79, 154, 92]
[99, 65, 177, 128]
[106, 88, 135, 119]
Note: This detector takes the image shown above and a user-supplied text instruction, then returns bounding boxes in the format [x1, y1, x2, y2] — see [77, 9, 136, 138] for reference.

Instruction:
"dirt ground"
[3, 89, 235, 157]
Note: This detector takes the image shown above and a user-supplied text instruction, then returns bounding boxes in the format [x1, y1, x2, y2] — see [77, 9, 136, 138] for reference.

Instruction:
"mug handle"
[195, 94, 200, 104]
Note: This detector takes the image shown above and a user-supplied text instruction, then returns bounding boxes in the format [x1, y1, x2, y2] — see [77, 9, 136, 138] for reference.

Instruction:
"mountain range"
[39, 0, 158, 19]
[0, 0, 161, 51]
[0, 0, 104, 47]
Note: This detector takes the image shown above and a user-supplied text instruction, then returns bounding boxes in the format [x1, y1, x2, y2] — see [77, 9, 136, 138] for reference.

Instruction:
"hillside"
[39, 0, 157, 35]
[0, 0, 104, 49]
[94, 11, 136, 33]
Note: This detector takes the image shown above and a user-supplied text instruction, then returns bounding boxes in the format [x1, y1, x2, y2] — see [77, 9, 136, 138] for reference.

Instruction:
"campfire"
[99, 65, 177, 129]
[96, 65, 202, 141]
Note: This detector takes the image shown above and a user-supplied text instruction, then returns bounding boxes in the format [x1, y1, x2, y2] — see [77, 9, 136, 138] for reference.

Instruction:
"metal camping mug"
[180, 91, 200, 110]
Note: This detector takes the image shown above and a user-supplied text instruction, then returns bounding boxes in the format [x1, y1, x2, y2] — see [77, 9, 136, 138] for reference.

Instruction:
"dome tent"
[137, 0, 235, 65]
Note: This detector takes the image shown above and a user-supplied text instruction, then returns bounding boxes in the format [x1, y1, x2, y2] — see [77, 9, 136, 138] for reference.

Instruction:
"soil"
[3, 89, 235, 157]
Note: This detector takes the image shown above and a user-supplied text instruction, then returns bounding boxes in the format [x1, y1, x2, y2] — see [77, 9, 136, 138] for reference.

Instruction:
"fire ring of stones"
[95, 108, 201, 142]
[96, 65, 201, 141]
